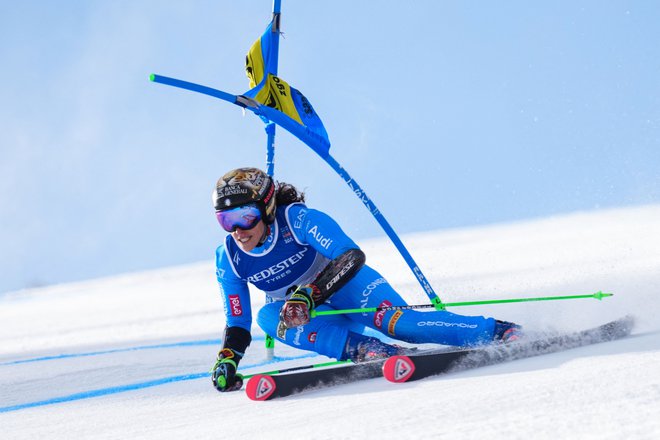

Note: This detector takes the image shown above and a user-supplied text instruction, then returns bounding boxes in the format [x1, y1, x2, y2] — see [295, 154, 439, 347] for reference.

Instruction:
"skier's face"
[232, 220, 266, 252]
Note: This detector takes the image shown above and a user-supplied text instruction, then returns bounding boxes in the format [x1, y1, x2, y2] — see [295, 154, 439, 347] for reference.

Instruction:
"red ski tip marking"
[383, 355, 415, 383]
[246, 374, 276, 401]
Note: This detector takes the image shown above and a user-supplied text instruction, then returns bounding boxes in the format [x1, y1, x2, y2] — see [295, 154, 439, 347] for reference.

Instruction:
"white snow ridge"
[2, 205, 660, 440]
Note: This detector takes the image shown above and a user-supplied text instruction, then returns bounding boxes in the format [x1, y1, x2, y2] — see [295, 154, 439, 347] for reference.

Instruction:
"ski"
[245, 315, 634, 400]
[245, 358, 385, 401]
[382, 315, 635, 383]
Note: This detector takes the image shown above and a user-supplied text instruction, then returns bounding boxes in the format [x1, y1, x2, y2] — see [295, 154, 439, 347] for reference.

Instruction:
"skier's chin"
[237, 239, 258, 252]
[232, 221, 266, 252]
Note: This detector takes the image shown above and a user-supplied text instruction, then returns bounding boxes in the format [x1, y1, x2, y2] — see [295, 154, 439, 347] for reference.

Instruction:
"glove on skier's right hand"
[211, 348, 244, 392]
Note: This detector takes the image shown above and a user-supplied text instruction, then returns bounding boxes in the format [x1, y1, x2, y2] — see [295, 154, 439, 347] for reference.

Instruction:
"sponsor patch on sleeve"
[228, 294, 243, 316]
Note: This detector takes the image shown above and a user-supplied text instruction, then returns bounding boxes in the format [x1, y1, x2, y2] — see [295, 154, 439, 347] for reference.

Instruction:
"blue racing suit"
[216, 203, 497, 360]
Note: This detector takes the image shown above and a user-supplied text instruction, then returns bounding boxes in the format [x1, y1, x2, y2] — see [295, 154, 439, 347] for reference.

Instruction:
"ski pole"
[241, 359, 351, 379]
[310, 291, 613, 318]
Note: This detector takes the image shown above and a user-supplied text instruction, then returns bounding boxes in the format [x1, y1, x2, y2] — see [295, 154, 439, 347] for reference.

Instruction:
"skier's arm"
[298, 248, 365, 306]
[288, 205, 366, 304]
[280, 206, 366, 328]
[212, 245, 253, 392]
[288, 204, 361, 259]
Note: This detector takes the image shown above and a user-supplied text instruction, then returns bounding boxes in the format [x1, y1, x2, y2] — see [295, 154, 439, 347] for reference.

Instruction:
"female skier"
[210, 167, 521, 392]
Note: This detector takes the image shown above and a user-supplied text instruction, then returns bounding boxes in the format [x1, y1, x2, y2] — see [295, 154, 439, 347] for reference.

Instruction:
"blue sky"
[1, 1, 659, 293]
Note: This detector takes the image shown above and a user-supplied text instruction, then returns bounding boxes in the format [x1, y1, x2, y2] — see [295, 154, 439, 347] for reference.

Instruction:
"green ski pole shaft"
[310, 291, 613, 318]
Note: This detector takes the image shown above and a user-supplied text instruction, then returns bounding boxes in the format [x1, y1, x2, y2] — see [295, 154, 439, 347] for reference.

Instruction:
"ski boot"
[494, 320, 523, 343]
[342, 332, 409, 363]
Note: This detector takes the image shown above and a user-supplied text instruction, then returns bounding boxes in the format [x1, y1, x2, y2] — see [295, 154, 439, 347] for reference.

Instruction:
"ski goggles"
[215, 203, 262, 232]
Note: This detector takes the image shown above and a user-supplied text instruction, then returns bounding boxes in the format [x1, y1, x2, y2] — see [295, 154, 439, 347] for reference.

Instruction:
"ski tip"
[245, 374, 277, 401]
[383, 355, 416, 383]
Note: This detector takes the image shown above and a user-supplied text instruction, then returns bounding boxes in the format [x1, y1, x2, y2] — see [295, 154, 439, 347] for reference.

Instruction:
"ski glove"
[211, 348, 244, 392]
[278, 249, 365, 333]
[279, 284, 320, 329]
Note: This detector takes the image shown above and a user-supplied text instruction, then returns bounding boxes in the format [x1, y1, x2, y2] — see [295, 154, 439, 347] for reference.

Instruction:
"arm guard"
[222, 325, 252, 355]
[306, 248, 366, 307]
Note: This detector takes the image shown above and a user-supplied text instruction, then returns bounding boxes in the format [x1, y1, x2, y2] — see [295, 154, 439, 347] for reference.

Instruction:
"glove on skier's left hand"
[211, 348, 244, 392]
[280, 285, 320, 328]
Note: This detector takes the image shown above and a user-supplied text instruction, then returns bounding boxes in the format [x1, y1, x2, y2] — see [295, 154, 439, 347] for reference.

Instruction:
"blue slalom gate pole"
[321, 154, 444, 309]
[149, 73, 446, 310]
[149, 0, 445, 310]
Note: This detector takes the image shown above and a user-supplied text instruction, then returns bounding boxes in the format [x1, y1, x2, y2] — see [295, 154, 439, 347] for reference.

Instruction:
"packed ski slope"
[2, 205, 660, 439]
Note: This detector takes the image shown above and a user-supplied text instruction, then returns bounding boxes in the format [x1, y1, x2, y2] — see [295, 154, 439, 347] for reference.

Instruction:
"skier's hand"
[280, 286, 317, 328]
[211, 348, 244, 392]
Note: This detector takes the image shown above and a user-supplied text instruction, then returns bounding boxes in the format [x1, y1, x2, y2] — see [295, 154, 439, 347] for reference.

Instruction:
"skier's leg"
[257, 301, 365, 359]
[329, 265, 497, 347]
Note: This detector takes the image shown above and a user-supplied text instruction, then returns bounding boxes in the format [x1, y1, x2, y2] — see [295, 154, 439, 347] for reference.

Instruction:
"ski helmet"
[213, 168, 276, 224]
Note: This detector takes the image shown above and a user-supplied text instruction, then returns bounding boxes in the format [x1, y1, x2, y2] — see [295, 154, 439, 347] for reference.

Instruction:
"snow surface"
[2, 205, 660, 439]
